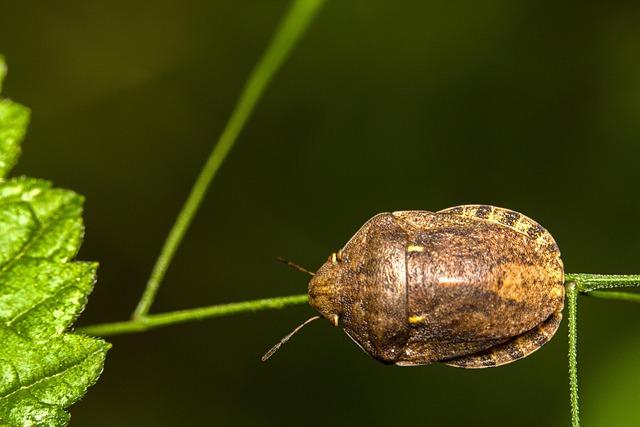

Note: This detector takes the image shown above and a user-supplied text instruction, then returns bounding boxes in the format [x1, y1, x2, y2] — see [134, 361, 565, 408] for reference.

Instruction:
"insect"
[264, 205, 565, 368]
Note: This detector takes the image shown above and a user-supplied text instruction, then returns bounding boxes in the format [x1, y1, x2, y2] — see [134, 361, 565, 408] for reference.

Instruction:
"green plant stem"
[83, 294, 309, 336]
[80, 273, 640, 338]
[567, 282, 580, 427]
[132, 0, 325, 319]
[565, 273, 640, 292]
[584, 290, 640, 303]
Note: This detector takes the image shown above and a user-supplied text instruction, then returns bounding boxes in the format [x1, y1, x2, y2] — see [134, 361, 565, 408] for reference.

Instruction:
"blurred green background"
[1, 0, 639, 425]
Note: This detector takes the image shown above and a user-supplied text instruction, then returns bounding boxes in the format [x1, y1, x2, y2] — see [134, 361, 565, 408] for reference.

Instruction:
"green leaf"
[0, 57, 29, 179]
[0, 59, 109, 426]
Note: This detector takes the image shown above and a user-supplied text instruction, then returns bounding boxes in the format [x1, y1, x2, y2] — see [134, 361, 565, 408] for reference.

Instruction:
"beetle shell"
[308, 205, 564, 368]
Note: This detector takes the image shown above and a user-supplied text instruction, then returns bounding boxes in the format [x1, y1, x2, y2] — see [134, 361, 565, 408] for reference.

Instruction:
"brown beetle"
[265, 205, 564, 368]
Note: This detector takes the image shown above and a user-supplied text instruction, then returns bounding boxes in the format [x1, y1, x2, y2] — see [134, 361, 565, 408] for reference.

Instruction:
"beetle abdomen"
[391, 208, 564, 366]
[444, 309, 563, 368]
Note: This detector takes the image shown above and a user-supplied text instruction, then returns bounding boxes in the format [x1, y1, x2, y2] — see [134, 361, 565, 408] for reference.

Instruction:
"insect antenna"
[276, 256, 315, 276]
[261, 315, 321, 362]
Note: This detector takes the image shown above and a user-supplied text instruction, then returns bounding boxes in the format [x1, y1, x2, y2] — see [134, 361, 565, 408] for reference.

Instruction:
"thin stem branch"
[83, 294, 309, 337]
[583, 289, 640, 303]
[132, 0, 326, 319]
[78, 273, 640, 338]
[565, 273, 640, 292]
[567, 282, 580, 427]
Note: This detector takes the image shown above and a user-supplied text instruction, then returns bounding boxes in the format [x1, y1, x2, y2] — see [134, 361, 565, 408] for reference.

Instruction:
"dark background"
[1, 1, 639, 425]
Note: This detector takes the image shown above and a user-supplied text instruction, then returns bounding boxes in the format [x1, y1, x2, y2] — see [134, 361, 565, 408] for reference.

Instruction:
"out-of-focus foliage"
[588, 337, 640, 426]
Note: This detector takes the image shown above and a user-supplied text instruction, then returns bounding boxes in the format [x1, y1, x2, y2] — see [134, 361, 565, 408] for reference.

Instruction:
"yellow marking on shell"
[331, 252, 337, 264]
[407, 244, 425, 252]
[331, 314, 339, 327]
[486, 207, 498, 222]
[537, 326, 550, 339]
[438, 277, 466, 285]
[514, 218, 531, 234]
[408, 315, 425, 324]
[536, 234, 551, 246]
[551, 285, 564, 299]
[516, 341, 526, 354]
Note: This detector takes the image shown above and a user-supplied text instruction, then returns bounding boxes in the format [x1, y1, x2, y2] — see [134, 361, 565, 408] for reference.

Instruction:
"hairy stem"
[567, 282, 580, 427]
[132, 0, 326, 318]
[565, 273, 640, 292]
[83, 294, 309, 336]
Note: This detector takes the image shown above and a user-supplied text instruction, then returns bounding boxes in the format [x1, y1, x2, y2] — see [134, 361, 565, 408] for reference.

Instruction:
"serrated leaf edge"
[0, 342, 110, 402]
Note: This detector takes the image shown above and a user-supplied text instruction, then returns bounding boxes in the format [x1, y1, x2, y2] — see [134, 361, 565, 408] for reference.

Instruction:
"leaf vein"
[0, 346, 105, 402]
